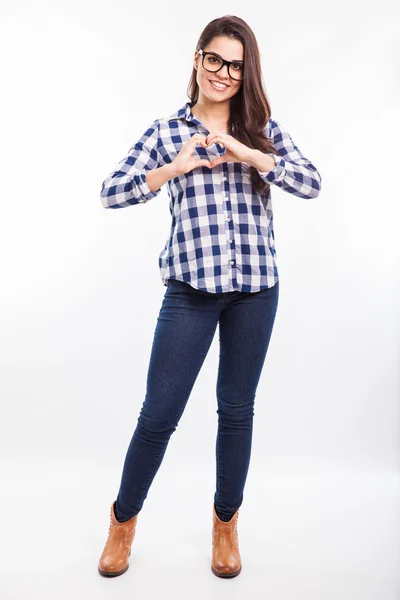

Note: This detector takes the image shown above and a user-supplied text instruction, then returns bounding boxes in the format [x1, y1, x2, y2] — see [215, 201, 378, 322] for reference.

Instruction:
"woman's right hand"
[171, 133, 212, 176]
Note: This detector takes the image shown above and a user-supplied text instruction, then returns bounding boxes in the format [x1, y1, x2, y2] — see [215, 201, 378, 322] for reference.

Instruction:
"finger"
[192, 136, 208, 148]
[207, 131, 227, 141]
[197, 159, 212, 168]
[206, 134, 219, 144]
[207, 135, 225, 148]
[209, 157, 225, 168]
[191, 133, 207, 143]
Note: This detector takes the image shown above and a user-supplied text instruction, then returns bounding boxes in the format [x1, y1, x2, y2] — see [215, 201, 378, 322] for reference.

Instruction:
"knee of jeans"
[216, 395, 255, 420]
[137, 409, 179, 439]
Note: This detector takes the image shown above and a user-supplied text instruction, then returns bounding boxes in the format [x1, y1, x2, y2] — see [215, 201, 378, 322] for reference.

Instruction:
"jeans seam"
[216, 418, 223, 514]
[135, 436, 170, 509]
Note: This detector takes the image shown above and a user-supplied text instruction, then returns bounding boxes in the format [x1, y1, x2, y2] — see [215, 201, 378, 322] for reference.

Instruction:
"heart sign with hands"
[205, 130, 255, 168]
[171, 131, 255, 177]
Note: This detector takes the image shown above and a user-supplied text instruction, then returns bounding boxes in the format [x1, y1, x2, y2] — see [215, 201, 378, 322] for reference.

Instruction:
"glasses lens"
[203, 54, 222, 71]
[229, 64, 244, 81]
[203, 54, 243, 81]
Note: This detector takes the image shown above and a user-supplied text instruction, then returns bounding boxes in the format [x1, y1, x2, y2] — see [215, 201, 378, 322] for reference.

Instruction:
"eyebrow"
[207, 51, 244, 64]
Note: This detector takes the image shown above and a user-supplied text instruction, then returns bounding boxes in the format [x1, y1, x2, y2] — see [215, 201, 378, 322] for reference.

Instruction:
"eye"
[232, 63, 243, 71]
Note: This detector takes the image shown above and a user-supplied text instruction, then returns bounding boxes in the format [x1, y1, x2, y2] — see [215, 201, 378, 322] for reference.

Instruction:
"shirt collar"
[167, 101, 195, 124]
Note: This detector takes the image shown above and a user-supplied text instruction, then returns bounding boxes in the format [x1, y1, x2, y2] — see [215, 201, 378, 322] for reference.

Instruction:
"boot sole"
[98, 549, 131, 577]
[211, 564, 242, 578]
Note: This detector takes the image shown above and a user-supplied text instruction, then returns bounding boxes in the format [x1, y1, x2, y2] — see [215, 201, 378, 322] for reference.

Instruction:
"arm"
[100, 119, 175, 209]
[248, 118, 322, 199]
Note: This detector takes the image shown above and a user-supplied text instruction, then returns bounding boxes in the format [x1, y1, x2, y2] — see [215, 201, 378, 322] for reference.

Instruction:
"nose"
[216, 64, 230, 79]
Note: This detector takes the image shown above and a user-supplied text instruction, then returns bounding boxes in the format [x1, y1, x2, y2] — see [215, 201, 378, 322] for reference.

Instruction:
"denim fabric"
[115, 277, 279, 522]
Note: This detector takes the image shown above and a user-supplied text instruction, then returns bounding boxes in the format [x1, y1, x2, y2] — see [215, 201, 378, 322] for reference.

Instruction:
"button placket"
[221, 172, 236, 274]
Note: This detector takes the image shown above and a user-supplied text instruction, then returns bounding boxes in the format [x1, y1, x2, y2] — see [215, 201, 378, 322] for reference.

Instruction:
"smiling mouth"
[209, 80, 230, 90]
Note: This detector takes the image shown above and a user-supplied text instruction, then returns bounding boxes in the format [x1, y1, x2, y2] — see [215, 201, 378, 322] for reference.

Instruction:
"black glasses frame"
[197, 48, 244, 81]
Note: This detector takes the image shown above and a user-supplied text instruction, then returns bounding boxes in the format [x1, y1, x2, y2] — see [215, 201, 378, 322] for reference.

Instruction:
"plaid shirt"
[100, 101, 322, 293]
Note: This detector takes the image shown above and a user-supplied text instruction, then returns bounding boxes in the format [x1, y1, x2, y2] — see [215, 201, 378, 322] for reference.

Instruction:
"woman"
[98, 15, 322, 579]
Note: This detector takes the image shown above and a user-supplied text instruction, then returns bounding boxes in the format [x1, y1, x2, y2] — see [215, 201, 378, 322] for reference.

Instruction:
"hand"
[205, 130, 255, 168]
[171, 133, 212, 176]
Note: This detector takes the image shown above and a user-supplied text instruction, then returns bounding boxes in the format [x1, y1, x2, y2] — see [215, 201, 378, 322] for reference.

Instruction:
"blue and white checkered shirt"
[100, 101, 322, 293]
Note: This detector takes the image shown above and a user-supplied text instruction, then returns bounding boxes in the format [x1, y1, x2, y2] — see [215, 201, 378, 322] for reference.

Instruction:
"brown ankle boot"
[211, 503, 242, 578]
[98, 501, 138, 577]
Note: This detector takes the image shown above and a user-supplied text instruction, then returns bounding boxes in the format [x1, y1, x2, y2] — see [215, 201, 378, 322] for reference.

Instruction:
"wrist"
[246, 148, 276, 172]
[165, 161, 181, 179]
[245, 148, 260, 166]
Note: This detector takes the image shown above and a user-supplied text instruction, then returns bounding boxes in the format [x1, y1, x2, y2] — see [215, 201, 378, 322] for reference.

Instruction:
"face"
[193, 36, 244, 103]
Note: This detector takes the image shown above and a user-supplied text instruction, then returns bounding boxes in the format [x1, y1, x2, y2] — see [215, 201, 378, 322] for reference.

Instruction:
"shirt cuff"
[256, 153, 286, 183]
[136, 170, 161, 203]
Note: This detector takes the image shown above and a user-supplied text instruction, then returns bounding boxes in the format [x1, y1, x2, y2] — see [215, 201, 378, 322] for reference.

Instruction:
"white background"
[1, 1, 399, 598]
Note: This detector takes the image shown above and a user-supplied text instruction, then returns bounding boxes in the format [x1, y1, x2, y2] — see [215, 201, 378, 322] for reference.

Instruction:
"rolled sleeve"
[256, 153, 286, 184]
[135, 170, 161, 203]
[256, 119, 322, 199]
[100, 119, 162, 209]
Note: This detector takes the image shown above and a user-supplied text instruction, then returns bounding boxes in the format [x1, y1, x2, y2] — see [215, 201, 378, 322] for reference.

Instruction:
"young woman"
[98, 15, 322, 580]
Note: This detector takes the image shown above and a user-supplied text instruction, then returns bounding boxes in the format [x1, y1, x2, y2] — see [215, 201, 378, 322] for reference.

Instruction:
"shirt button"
[222, 176, 227, 181]
[228, 239, 232, 243]
[226, 217, 230, 222]
[230, 260, 234, 265]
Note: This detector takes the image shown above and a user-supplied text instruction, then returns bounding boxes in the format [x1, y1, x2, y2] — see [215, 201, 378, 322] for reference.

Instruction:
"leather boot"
[211, 502, 242, 578]
[98, 501, 138, 577]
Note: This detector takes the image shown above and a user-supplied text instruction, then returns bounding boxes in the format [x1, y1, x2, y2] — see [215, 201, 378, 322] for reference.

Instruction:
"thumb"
[197, 159, 212, 168]
[209, 157, 224, 168]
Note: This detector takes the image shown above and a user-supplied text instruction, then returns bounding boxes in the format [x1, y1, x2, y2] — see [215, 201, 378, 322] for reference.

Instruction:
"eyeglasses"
[197, 48, 244, 81]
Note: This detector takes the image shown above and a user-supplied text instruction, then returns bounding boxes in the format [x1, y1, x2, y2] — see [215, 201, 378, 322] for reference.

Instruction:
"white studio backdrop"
[0, 1, 399, 599]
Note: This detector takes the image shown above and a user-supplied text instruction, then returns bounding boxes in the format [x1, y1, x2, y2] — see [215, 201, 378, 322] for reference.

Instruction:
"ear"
[193, 50, 199, 70]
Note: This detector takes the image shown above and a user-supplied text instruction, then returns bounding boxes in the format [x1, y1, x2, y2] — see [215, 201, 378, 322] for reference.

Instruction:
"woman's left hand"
[205, 130, 255, 167]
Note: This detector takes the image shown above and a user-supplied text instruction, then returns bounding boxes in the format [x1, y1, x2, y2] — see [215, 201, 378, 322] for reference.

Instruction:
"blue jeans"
[115, 277, 279, 522]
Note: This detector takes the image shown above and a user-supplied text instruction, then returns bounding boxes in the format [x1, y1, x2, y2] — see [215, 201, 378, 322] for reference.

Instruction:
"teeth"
[211, 80, 228, 89]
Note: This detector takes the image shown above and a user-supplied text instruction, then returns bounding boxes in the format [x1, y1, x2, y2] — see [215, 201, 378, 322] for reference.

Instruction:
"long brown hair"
[187, 15, 278, 199]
